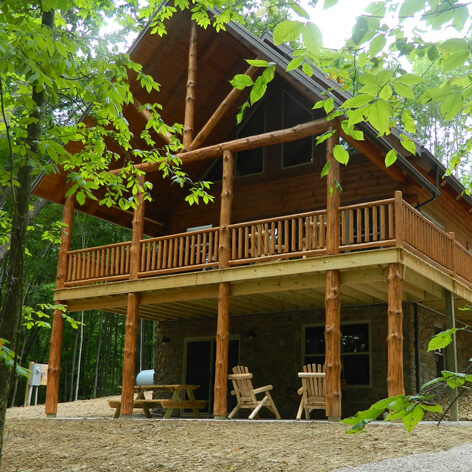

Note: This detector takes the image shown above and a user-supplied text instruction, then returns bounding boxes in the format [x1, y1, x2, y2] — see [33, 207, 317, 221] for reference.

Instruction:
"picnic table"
[108, 384, 207, 419]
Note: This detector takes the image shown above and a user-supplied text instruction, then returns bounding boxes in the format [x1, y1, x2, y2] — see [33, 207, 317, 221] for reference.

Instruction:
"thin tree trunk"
[74, 311, 84, 401]
[93, 313, 103, 398]
[70, 317, 79, 401]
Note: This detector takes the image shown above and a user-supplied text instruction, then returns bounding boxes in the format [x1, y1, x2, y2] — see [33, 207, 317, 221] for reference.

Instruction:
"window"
[235, 100, 265, 177]
[303, 323, 370, 386]
[282, 93, 319, 167]
[434, 327, 445, 377]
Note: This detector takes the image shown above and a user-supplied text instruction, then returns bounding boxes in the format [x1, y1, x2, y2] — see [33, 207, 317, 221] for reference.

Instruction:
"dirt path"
[3, 397, 472, 472]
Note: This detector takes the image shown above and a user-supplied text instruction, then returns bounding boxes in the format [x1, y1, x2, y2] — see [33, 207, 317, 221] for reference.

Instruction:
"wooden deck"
[55, 195, 472, 322]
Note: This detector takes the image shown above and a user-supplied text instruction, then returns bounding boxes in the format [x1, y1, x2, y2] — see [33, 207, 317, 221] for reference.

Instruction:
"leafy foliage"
[343, 326, 472, 433]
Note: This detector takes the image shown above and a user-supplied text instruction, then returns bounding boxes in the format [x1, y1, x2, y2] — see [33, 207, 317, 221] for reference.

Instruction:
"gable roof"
[32, 8, 472, 233]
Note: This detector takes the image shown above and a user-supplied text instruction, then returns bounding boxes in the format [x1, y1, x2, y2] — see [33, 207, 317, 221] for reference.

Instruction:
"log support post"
[214, 150, 234, 419]
[387, 263, 405, 397]
[46, 195, 75, 417]
[120, 177, 145, 417]
[324, 128, 342, 421]
[183, 21, 198, 149]
[325, 270, 342, 421]
[121, 292, 140, 417]
[445, 290, 459, 421]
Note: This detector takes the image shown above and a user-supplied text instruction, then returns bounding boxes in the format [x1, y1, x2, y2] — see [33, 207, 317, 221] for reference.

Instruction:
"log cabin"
[33, 8, 472, 420]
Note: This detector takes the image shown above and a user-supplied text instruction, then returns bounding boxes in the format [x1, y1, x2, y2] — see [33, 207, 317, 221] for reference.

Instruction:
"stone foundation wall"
[153, 302, 472, 419]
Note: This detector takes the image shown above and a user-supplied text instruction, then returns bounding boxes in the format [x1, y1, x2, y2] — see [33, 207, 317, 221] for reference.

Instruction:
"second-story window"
[235, 99, 265, 177]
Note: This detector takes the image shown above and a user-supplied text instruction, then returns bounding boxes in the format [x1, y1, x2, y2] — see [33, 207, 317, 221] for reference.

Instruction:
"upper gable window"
[282, 92, 316, 168]
[235, 100, 265, 177]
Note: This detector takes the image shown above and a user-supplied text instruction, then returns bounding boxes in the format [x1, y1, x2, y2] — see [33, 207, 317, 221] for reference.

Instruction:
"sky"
[302, 0, 373, 48]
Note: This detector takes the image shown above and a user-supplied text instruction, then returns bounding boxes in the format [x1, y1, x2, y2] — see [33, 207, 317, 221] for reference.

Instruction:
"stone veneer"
[153, 302, 472, 419]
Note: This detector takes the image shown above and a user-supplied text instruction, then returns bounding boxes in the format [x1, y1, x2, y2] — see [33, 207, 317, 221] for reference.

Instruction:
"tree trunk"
[93, 313, 104, 398]
[0, 8, 54, 465]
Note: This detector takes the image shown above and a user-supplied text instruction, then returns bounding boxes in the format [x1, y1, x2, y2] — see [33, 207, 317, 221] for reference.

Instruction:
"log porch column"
[120, 177, 145, 417]
[387, 263, 405, 397]
[214, 150, 234, 419]
[183, 21, 198, 149]
[46, 195, 75, 417]
[324, 128, 342, 421]
[445, 290, 459, 421]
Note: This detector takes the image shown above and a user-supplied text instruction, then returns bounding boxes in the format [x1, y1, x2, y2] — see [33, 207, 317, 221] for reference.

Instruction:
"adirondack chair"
[227, 366, 281, 420]
[296, 364, 326, 420]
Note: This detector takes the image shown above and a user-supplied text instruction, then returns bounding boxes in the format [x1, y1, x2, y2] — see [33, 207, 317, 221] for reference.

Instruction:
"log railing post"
[394, 190, 403, 248]
[449, 232, 456, 280]
[46, 194, 75, 417]
[121, 177, 145, 417]
[387, 262, 405, 397]
[214, 150, 234, 419]
[183, 21, 198, 149]
[324, 127, 342, 421]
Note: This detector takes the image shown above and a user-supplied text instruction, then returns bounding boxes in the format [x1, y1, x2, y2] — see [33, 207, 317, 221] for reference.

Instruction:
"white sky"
[303, 0, 373, 49]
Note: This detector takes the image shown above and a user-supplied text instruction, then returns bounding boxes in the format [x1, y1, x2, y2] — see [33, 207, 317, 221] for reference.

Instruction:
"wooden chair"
[227, 366, 281, 420]
[296, 364, 326, 420]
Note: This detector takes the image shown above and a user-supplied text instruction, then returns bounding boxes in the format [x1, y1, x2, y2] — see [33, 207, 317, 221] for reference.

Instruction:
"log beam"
[325, 270, 342, 421]
[387, 262, 405, 397]
[214, 150, 234, 419]
[183, 22, 198, 149]
[108, 118, 331, 175]
[46, 195, 75, 416]
[187, 65, 259, 151]
[120, 292, 140, 416]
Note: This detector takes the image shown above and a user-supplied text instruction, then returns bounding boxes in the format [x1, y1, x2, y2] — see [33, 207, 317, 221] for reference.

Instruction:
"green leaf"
[441, 38, 469, 53]
[323, 0, 338, 8]
[428, 328, 457, 351]
[393, 82, 415, 100]
[312, 100, 325, 110]
[273, 20, 303, 44]
[421, 403, 442, 413]
[385, 149, 397, 167]
[442, 51, 470, 72]
[342, 94, 373, 109]
[399, 0, 425, 19]
[440, 93, 464, 122]
[367, 99, 392, 135]
[302, 61, 313, 77]
[402, 404, 424, 433]
[245, 59, 269, 67]
[302, 23, 322, 55]
[452, 5, 469, 30]
[249, 76, 267, 105]
[316, 130, 336, 145]
[402, 110, 416, 134]
[76, 191, 86, 206]
[333, 145, 349, 165]
[396, 74, 423, 85]
[320, 161, 331, 178]
[290, 3, 310, 19]
[230, 74, 253, 90]
[369, 34, 386, 56]
[324, 97, 334, 113]
[351, 16, 369, 45]
[400, 134, 417, 154]
[286, 56, 304, 71]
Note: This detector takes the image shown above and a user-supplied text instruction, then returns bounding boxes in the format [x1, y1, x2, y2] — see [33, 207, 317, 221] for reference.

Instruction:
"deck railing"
[63, 195, 472, 289]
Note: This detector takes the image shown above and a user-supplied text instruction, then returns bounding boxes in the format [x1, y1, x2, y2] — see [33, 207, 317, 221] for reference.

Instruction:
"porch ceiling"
[56, 248, 472, 324]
